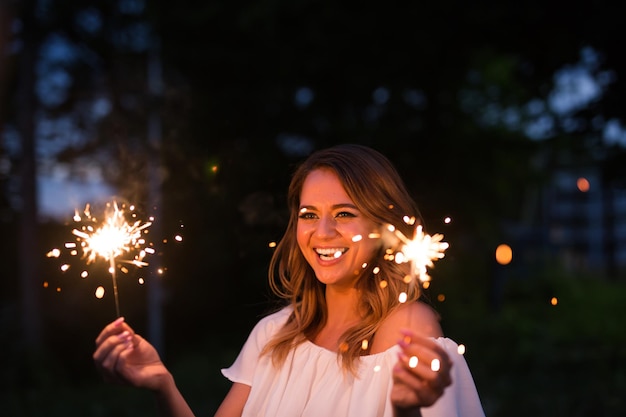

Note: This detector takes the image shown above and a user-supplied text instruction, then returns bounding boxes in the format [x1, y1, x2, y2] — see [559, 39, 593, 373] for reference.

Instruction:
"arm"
[214, 382, 251, 417]
[93, 317, 195, 417]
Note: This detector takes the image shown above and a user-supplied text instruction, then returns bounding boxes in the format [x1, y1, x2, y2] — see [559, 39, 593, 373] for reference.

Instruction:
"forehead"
[300, 169, 352, 204]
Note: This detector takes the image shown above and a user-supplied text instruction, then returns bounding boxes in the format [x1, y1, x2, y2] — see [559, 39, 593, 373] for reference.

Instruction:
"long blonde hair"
[262, 144, 424, 373]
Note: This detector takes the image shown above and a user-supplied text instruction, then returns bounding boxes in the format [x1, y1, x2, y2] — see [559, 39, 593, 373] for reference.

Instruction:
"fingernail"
[117, 330, 130, 340]
[114, 317, 125, 327]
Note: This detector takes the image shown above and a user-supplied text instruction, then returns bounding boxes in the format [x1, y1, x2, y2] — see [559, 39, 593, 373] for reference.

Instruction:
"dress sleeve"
[421, 338, 486, 417]
[220, 308, 291, 386]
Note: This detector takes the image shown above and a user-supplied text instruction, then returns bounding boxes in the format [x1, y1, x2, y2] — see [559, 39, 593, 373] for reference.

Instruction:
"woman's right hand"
[93, 317, 170, 392]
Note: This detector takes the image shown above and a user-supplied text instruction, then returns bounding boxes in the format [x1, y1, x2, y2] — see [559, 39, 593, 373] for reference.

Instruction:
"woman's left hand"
[390, 329, 452, 412]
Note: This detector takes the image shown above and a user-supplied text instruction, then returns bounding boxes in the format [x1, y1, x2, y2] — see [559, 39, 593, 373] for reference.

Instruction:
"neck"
[324, 286, 361, 327]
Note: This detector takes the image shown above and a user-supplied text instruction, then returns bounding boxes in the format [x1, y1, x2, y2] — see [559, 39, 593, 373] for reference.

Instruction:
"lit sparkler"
[47, 200, 154, 317]
[385, 216, 449, 300]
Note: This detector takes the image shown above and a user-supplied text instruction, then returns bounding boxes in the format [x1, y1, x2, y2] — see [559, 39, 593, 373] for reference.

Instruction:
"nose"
[315, 214, 338, 238]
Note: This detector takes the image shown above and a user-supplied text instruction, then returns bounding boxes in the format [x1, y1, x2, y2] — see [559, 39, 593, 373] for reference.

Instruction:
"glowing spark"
[95, 286, 105, 299]
[409, 356, 418, 368]
[72, 202, 152, 267]
[373, 365, 381, 372]
[431, 359, 440, 371]
[361, 340, 369, 350]
[388, 224, 449, 283]
[53, 200, 154, 317]
[458, 344, 466, 355]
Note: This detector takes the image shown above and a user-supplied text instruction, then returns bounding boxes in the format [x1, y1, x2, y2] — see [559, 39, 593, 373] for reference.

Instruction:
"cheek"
[296, 224, 309, 249]
[359, 239, 382, 261]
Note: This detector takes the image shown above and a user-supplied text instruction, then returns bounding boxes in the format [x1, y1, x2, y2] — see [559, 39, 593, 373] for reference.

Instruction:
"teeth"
[316, 248, 346, 259]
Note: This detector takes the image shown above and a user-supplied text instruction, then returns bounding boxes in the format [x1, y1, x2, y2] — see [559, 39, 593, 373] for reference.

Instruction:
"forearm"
[154, 372, 196, 417]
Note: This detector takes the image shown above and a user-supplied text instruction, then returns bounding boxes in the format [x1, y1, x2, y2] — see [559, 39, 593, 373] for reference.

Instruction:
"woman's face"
[296, 168, 380, 288]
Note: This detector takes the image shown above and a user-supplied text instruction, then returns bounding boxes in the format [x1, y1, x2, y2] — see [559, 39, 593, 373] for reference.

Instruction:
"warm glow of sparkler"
[72, 202, 152, 267]
[49, 200, 155, 317]
[388, 223, 449, 283]
[382, 219, 449, 308]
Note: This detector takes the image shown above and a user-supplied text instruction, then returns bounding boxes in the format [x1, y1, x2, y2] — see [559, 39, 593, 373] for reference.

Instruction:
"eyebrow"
[299, 203, 359, 211]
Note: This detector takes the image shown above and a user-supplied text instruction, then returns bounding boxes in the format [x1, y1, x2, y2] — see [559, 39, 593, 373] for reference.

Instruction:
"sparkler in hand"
[48, 200, 154, 317]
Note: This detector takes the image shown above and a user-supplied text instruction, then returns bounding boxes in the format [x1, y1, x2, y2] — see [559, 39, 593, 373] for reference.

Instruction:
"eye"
[336, 211, 356, 219]
[298, 211, 317, 220]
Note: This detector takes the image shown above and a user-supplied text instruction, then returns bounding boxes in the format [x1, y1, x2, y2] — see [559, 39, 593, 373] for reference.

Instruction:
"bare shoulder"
[370, 301, 443, 353]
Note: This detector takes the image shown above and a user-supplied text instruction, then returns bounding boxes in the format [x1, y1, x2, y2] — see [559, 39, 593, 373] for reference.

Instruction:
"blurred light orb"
[496, 244, 513, 265]
[95, 286, 105, 299]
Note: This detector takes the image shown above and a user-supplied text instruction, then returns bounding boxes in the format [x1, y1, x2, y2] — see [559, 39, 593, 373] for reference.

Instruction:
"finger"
[399, 330, 451, 361]
[93, 330, 133, 372]
[392, 366, 442, 407]
[398, 331, 452, 373]
[96, 333, 134, 383]
[396, 350, 450, 387]
[95, 317, 134, 346]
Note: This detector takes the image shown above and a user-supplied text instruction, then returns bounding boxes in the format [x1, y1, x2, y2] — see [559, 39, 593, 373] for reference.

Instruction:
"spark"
[50, 200, 154, 317]
[386, 221, 449, 286]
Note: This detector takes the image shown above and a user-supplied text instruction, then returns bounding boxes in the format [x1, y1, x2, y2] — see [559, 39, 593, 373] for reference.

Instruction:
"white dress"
[222, 307, 485, 417]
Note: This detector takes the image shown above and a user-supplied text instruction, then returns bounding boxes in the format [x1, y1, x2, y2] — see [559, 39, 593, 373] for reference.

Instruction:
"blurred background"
[1, 0, 625, 416]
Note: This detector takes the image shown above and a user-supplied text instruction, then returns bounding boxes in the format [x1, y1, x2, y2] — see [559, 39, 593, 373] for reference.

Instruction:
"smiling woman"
[295, 169, 382, 288]
[93, 144, 485, 417]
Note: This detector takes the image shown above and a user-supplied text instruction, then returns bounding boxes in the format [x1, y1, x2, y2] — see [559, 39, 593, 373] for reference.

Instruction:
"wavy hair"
[261, 144, 425, 373]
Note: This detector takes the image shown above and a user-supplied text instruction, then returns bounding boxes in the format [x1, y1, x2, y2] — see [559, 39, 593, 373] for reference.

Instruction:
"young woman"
[94, 144, 485, 417]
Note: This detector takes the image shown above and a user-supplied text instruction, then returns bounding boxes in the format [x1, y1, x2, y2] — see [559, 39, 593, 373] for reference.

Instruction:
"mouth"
[315, 247, 348, 261]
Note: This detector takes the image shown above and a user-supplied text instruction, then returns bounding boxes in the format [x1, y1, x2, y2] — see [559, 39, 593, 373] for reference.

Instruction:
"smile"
[315, 248, 348, 260]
